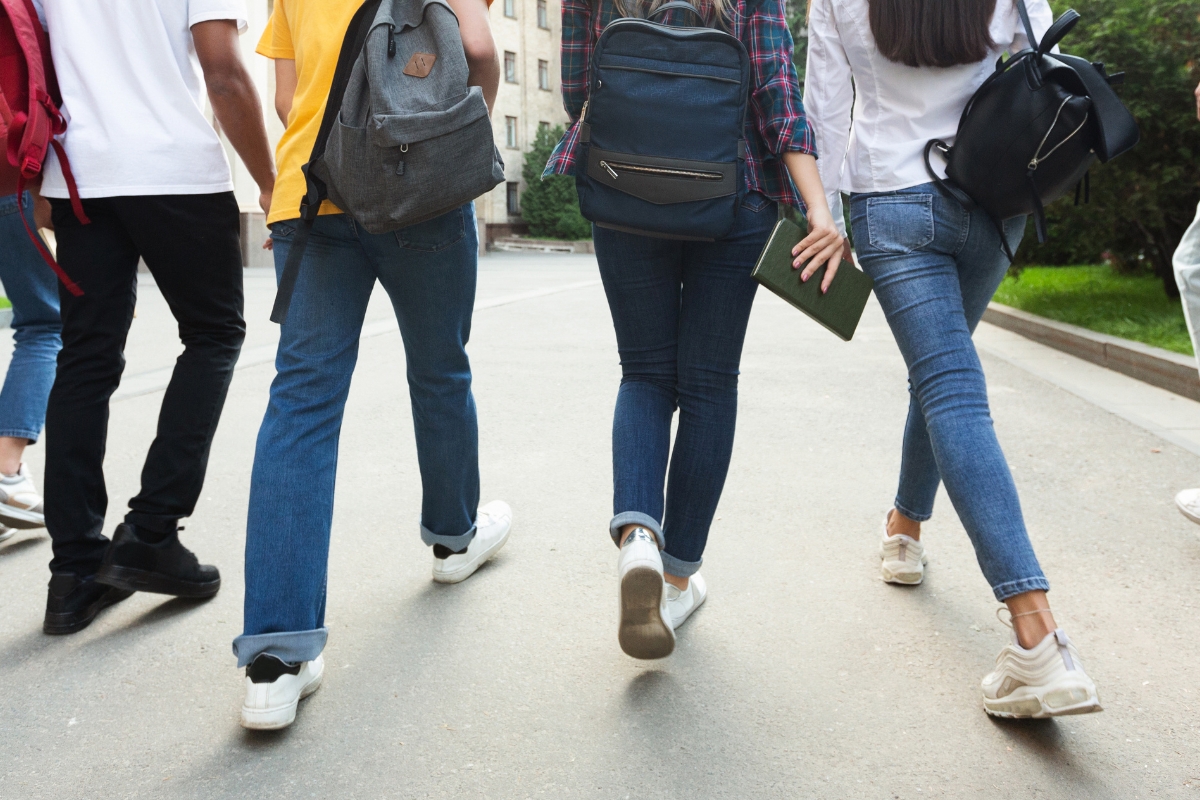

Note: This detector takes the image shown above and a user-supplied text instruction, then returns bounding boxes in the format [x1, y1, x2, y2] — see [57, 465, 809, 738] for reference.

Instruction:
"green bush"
[1016, 0, 1200, 296]
[519, 125, 592, 240]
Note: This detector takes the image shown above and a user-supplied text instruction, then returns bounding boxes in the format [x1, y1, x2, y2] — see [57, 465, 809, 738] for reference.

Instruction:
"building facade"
[221, 0, 566, 265]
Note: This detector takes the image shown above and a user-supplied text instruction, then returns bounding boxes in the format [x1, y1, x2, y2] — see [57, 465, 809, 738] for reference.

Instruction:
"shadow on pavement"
[0, 533, 48, 559]
[989, 715, 1116, 799]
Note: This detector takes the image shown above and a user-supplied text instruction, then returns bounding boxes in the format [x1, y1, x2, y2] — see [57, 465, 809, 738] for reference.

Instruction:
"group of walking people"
[8, 0, 1168, 731]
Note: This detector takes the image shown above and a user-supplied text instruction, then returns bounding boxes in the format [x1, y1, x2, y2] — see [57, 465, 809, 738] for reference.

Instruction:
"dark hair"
[868, 0, 999, 69]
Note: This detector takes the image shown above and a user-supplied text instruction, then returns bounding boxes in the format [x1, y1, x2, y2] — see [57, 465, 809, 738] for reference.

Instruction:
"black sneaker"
[95, 523, 221, 598]
[43, 574, 133, 635]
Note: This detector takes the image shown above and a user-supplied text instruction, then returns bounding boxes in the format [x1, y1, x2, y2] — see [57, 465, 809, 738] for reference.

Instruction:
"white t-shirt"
[804, 0, 1054, 234]
[35, 0, 248, 198]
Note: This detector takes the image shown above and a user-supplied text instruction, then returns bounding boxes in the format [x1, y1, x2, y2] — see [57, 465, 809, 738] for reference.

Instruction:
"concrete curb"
[982, 302, 1200, 402]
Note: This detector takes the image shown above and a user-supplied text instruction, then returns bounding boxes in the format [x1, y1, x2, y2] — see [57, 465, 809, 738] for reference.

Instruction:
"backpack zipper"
[599, 160, 722, 181]
[1028, 97, 1090, 170]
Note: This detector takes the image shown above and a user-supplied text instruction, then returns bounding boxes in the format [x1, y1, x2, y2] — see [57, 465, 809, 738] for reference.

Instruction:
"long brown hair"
[867, 0, 998, 68]
[606, 0, 730, 28]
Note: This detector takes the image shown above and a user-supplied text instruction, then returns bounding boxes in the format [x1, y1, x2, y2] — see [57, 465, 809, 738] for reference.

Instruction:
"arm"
[192, 19, 276, 215]
[274, 58, 297, 126]
[446, 0, 499, 113]
[803, 0, 853, 236]
[559, 0, 592, 121]
[746, 0, 845, 290]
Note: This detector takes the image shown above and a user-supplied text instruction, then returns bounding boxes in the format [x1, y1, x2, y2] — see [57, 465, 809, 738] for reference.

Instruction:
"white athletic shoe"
[879, 515, 926, 585]
[0, 525, 15, 543]
[667, 572, 707, 630]
[617, 527, 674, 659]
[432, 500, 512, 584]
[1175, 488, 1200, 525]
[0, 464, 44, 529]
[981, 628, 1102, 719]
[240, 654, 325, 730]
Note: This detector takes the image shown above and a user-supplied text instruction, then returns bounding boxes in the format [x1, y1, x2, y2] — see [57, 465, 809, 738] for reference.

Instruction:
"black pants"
[46, 194, 246, 576]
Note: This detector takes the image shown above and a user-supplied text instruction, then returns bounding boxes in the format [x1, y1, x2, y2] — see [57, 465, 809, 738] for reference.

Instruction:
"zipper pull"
[600, 161, 618, 179]
[387, 25, 396, 58]
[581, 99, 590, 122]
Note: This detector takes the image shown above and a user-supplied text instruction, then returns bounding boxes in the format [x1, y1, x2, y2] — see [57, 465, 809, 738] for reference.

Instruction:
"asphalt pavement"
[1, 252, 1198, 799]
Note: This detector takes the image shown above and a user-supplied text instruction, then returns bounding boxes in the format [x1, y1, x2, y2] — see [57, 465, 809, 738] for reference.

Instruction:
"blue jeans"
[850, 183, 1048, 601]
[234, 206, 480, 667]
[593, 193, 776, 577]
[0, 192, 61, 443]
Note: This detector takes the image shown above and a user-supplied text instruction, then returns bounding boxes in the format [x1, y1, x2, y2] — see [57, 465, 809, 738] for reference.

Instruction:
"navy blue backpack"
[575, 0, 750, 241]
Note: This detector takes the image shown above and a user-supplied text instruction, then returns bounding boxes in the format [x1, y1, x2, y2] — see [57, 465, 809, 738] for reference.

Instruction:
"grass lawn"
[0, 297, 10, 309]
[992, 265, 1194, 356]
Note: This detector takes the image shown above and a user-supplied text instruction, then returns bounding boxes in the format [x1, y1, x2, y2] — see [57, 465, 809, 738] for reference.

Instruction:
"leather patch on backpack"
[403, 53, 436, 78]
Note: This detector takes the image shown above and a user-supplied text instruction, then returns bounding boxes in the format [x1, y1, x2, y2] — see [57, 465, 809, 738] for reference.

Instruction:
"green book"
[751, 217, 874, 341]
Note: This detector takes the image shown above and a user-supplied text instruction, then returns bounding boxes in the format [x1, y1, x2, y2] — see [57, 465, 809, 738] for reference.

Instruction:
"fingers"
[262, 236, 273, 251]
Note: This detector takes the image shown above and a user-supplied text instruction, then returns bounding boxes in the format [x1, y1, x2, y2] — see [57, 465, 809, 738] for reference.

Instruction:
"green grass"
[993, 265, 1194, 356]
[0, 298, 10, 310]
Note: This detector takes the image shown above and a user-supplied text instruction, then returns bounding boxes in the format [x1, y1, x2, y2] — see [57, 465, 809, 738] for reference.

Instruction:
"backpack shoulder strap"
[270, 0, 382, 325]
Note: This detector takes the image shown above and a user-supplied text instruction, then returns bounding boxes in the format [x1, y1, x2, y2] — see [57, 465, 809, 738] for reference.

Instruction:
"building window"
[538, 120, 551, 136]
[505, 116, 518, 148]
[537, 0, 548, 28]
[504, 51, 518, 83]
[507, 182, 520, 216]
[504, 0, 516, 18]
[538, 60, 550, 91]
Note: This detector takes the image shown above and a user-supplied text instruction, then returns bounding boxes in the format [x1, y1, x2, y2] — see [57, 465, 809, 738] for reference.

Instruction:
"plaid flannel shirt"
[542, 0, 817, 209]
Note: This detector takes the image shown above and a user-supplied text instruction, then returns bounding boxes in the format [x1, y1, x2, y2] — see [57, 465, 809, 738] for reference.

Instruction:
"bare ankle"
[664, 573, 688, 591]
[886, 508, 921, 540]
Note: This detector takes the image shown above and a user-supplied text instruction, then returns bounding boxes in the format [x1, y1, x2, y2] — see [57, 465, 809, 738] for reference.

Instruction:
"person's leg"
[115, 193, 245, 535]
[44, 197, 140, 576]
[361, 205, 480, 552]
[1171, 203, 1200, 523]
[0, 192, 61, 452]
[593, 225, 685, 552]
[234, 214, 376, 667]
[852, 188, 1050, 639]
[888, 213, 1026, 537]
[660, 194, 774, 581]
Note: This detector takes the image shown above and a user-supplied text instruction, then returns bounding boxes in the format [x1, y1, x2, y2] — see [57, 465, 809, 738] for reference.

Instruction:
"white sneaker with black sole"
[981, 628, 1102, 719]
[241, 654, 325, 730]
[667, 571, 707, 630]
[617, 527, 674, 659]
[0, 464, 45, 529]
[432, 500, 512, 584]
[880, 514, 926, 585]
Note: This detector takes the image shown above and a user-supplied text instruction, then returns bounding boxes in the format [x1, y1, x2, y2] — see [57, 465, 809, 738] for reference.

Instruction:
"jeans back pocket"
[865, 194, 935, 254]
[395, 206, 466, 252]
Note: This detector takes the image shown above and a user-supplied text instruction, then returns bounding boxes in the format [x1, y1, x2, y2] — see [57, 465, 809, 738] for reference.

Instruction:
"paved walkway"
[2, 253, 1199, 799]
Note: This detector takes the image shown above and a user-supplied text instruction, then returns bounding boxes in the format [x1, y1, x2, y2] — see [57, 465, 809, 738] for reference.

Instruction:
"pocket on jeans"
[270, 220, 298, 240]
[866, 195, 935, 254]
[395, 206, 465, 252]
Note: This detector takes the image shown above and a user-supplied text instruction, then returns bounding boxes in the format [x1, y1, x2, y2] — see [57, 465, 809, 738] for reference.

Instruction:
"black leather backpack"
[924, 0, 1139, 259]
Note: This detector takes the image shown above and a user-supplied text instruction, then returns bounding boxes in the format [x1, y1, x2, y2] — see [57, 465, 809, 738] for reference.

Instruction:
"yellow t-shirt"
[257, 0, 363, 224]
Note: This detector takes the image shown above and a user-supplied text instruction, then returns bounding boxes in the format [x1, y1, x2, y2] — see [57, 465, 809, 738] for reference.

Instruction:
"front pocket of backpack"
[586, 147, 736, 205]
[865, 195, 935, 254]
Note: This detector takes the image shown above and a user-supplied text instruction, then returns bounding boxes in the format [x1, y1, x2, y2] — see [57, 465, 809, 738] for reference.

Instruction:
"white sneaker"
[1175, 488, 1200, 525]
[432, 500, 512, 584]
[667, 572, 707, 630]
[617, 527, 674, 659]
[879, 515, 926, 585]
[240, 654, 325, 730]
[0, 464, 44, 529]
[981, 628, 1102, 719]
[0, 525, 15, 543]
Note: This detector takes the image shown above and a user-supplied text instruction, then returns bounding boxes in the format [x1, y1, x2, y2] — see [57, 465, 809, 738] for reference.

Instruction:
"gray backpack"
[271, 0, 505, 324]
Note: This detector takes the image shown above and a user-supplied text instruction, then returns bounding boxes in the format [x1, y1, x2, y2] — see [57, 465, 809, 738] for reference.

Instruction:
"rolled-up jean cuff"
[608, 512, 665, 549]
[991, 576, 1050, 602]
[894, 500, 932, 523]
[661, 551, 702, 578]
[420, 522, 476, 550]
[232, 628, 329, 668]
[0, 429, 40, 444]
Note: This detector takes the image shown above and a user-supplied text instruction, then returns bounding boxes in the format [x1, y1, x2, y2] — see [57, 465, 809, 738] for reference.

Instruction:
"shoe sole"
[95, 564, 221, 599]
[1177, 501, 1200, 525]
[984, 683, 1103, 719]
[881, 554, 927, 585]
[618, 566, 675, 660]
[432, 524, 511, 584]
[0, 504, 45, 529]
[0, 527, 15, 543]
[240, 667, 325, 730]
[43, 588, 134, 635]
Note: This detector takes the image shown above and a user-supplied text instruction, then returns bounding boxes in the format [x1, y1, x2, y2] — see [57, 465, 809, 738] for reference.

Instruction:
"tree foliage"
[520, 125, 593, 240]
[1016, 0, 1200, 296]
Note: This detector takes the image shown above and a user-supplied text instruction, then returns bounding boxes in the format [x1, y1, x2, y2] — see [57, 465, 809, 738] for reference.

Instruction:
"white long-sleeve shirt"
[804, 0, 1054, 233]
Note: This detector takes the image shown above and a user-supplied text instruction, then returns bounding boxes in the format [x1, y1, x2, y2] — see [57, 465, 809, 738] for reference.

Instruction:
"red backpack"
[0, 0, 83, 295]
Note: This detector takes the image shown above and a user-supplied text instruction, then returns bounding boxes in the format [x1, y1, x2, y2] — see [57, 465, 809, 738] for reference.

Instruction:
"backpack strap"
[270, 0, 382, 325]
[646, 1, 705, 25]
[1015, 0, 1039, 52]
